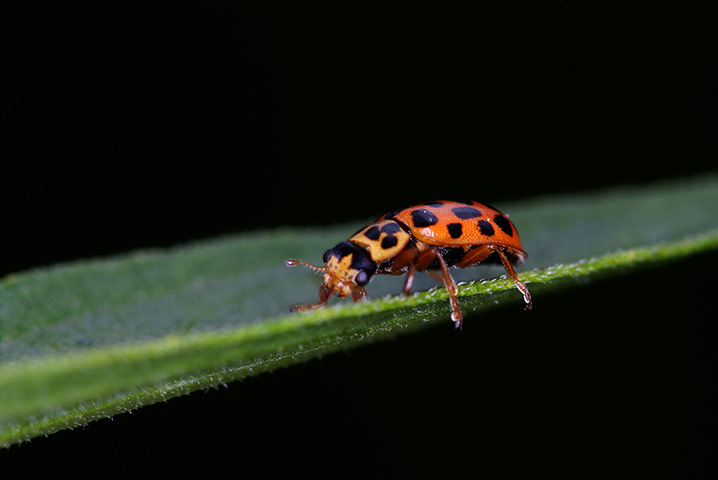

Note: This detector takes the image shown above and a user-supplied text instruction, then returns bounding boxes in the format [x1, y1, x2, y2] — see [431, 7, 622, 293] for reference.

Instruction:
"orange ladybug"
[287, 201, 532, 329]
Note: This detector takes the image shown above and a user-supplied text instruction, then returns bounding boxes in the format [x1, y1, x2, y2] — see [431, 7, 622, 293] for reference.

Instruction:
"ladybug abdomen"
[387, 200, 526, 255]
[436, 246, 524, 267]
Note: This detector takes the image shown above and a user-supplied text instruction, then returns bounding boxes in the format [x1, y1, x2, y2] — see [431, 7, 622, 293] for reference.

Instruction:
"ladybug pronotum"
[287, 201, 532, 329]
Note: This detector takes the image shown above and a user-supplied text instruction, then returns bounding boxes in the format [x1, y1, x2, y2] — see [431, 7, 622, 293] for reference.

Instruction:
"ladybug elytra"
[287, 201, 532, 329]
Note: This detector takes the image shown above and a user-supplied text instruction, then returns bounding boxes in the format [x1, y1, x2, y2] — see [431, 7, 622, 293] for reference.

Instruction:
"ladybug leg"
[352, 286, 368, 302]
[414, 247, 437, 272]
[423, 250, 463, 329]
[389, 246, 419, 296]
[392, 246, 418, 271]
[456, 245, 493, 268]
[425, 269, 446, 286]
[493, 248, 533, 310]
[402, 264, 416, 295]
[290, 284, 333, 312]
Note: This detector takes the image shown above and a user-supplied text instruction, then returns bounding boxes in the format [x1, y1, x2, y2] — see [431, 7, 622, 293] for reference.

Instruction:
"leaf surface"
[1, 176, 717, 446]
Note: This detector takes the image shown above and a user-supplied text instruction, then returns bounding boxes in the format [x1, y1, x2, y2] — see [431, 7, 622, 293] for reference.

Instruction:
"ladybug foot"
[290, 284, 332, 313]
[517, 280, 532, 311]
[290, 302, 324, 313]
[451, 310, 463, 330]
[523, 294, 533, 311]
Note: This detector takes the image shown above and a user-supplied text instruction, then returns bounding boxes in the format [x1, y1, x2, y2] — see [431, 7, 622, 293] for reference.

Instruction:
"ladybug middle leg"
[414, 247, 463, 329]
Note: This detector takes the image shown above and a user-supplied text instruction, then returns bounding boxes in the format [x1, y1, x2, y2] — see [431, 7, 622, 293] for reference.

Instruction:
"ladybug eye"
[355, 270, 370, 286]
[322, 249, 334, 263]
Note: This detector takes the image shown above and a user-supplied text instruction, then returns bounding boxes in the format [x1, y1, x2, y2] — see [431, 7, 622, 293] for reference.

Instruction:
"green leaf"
[2, 176, 718, 447]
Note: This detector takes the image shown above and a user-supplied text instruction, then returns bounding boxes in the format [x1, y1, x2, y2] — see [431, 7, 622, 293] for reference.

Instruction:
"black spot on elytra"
[381, 235, 398, 249]
[493, 214, 513, 236]
[411, 209, 438, 227]
[451, 206, 482, 219]
[364, 226, 381, 240]
[447, 223, 463, 239]
[380, 222, 401, 234]
[477, 220, 495, 236]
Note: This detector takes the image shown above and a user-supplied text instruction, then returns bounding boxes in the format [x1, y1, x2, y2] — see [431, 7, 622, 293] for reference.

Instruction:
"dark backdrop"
[1, 6, 716, 477]
[2, 6, 716, 276]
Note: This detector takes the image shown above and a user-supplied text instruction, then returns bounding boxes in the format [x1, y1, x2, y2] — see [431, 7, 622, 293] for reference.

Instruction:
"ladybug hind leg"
[492, 247, 533, 310]
[456, 245, 492, 268]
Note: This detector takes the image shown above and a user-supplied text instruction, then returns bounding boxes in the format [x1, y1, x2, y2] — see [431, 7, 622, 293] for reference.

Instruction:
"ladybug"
[287, 201, 532, 329]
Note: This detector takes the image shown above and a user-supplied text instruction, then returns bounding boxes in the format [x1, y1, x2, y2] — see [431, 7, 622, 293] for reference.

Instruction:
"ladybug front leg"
[389, 246, 419, 296]
[352, 286, 368, 302]
[290, 284, 334, 312]
[402, 264, 416, 296]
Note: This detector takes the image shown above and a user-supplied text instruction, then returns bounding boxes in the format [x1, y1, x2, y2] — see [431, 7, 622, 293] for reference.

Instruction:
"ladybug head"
[321, 241, 376, 296]
[288, 241, 376, 298]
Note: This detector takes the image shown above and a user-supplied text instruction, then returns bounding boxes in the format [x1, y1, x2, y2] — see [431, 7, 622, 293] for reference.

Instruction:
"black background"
[2, 5, 716, 277]
[1, 5, 717, 477]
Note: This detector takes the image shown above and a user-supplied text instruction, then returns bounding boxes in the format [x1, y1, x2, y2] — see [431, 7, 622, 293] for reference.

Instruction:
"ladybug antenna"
[286, 259, 327, 273]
